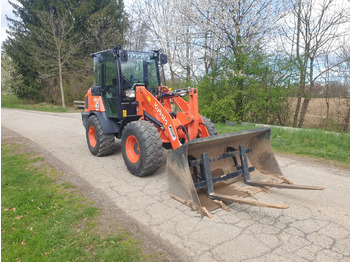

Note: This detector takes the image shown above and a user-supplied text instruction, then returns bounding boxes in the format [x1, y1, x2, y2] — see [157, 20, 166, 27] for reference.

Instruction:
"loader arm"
[135, 86, 209, 149]
[136, 85, 181, 149]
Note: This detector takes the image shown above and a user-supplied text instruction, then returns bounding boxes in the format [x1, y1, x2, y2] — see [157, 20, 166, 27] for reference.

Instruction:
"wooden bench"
[74, 100, 85, 109]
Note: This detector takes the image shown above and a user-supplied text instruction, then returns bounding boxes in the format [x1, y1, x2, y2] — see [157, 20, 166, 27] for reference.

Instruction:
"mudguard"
[82, 111, 120, 134]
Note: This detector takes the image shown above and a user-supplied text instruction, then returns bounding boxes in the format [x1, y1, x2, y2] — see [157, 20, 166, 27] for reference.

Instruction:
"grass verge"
[215, 123, 350, 166]
[1, 143, 155, 261]
[1, 95, 71, 112]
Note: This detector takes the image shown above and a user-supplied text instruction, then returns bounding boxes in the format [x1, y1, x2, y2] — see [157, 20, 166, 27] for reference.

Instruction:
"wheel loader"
[82, 46, 323, 217]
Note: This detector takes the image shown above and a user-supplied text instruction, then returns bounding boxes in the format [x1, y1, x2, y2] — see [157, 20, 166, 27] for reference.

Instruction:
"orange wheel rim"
[126, 135, 140, 163]
[89, 126, 97, 148]
[198, 124, 209, 138]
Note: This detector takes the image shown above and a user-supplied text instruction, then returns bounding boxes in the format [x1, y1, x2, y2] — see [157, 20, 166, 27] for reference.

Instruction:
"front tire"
[121, 120, 163, 177]
[201, 116, 217, 136]
[86, 115, 115, 156]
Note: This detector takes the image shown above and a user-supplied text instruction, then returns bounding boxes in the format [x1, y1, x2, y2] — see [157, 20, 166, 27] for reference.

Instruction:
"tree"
[281, 0, 350, 127]
[86, 0, 128, 51]
[130, 0, 188, 83]
[125, 19, 149, 51]
[29, 10, 82, 107]
[179, 0, 285, 121]
[1, 53, 23, 95]
[197, 49, 296, 125]
[338, 43, 350, 132]
[4, 0, 128, 104]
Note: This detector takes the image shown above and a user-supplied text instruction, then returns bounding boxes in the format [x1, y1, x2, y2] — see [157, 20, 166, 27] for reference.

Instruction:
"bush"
[196, 51, 296, 125]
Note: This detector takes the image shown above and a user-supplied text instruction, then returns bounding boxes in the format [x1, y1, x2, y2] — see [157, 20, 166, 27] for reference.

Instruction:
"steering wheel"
[106, 84, 114, 93]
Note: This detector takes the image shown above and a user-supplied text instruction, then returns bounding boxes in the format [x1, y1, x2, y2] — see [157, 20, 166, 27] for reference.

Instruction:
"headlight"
[124, 89, 136, 98]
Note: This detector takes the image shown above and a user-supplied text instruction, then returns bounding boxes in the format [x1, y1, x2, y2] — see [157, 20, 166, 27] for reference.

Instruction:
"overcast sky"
[1, 0, 17, 46]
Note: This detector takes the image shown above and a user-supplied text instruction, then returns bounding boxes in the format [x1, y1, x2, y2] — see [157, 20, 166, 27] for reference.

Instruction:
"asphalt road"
[2, 108, 350, 262]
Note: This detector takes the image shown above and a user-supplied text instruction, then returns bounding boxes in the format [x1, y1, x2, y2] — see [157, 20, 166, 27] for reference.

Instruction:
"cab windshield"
[120, 52, 159, 94]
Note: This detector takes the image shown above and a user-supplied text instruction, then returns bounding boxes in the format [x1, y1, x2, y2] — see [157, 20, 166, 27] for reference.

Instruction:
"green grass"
[1, 95, 70, 112]
[215, 123, 350, 165]
[1, 144, 154, 261]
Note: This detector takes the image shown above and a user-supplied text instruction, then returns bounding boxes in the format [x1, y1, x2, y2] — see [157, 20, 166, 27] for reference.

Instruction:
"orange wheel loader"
[82, 46, 323, 217]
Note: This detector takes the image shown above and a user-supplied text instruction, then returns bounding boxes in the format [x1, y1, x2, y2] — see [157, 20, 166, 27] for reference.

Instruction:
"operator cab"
[120, 52, 159, 95]
[91, 49, 167, 119]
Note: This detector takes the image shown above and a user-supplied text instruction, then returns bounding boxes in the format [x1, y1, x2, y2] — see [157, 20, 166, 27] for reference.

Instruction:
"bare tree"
[130, 0, 221, 82]
[344, 99, 350, 132]
[180, 0, 285, 56]
[282, 0, 350, 127]
[29, 10, 83, 107]
[125, 18, 149, 51]
[177, 0, 285, 120]
[130, 0, 180, 82]
[318, 47, 335, 120]
[338, 43, 350, 132]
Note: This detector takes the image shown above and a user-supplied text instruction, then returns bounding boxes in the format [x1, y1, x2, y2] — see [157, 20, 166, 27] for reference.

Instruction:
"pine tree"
[4, 0, 128, 105]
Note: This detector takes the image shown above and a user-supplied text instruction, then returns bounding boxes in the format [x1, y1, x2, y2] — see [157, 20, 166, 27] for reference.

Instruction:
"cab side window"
[99, 52, 118, 118]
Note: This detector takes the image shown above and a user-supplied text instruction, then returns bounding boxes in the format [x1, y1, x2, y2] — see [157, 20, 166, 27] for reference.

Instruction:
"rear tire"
[121, 120, 163, 177]
[86, 115, 115, 156]
[201, 116, 217, 136]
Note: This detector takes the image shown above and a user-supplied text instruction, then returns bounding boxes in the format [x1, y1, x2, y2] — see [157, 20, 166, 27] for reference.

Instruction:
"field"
[290, 97, 349, 130]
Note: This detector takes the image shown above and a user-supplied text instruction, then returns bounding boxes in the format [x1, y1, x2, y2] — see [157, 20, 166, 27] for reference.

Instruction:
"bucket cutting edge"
[166, 128, 324, 216]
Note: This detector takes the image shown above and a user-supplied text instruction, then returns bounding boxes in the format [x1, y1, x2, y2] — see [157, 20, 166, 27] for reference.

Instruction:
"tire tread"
[201, 116, 217, 136]
[122, 120, 163, 176]
[86, 115, 115, 157]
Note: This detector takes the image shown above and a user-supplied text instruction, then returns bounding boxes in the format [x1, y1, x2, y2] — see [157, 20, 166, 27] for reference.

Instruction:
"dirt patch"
[1, 126, 186, 262]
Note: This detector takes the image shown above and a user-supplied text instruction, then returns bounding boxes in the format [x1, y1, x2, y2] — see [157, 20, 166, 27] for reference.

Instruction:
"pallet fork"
[167, 128, 324, 217]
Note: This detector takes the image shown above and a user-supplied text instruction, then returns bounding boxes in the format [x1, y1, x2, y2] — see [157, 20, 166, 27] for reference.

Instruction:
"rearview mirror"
[160, 54, 167, 65]
[120, 50, 128, 62]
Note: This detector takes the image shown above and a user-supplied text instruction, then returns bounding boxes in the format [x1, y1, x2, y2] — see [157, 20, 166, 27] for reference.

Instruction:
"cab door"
[95, 51, 119, 118]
